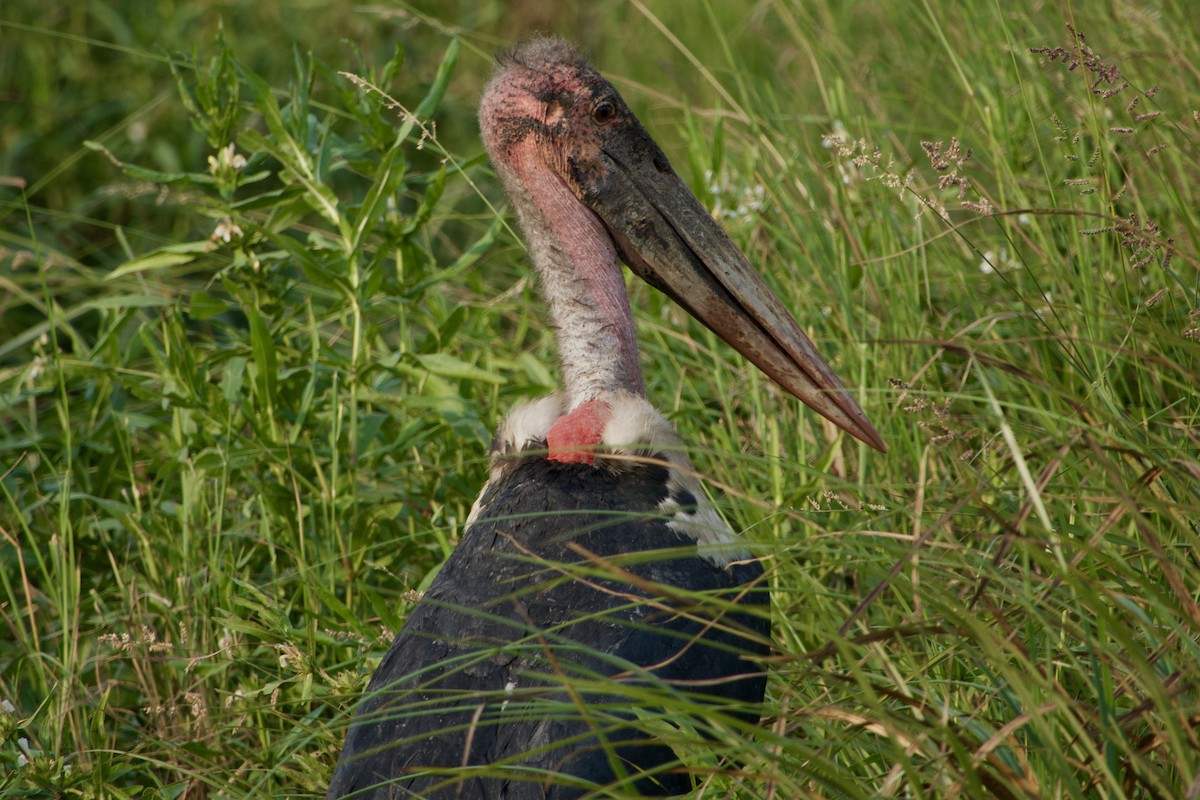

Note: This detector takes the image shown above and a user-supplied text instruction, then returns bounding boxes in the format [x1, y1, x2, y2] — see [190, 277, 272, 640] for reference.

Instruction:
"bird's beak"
[583, 141, 886, 453]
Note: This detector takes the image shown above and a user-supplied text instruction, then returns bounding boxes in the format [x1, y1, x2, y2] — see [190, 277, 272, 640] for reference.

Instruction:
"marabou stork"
[327, 38, 884, 799]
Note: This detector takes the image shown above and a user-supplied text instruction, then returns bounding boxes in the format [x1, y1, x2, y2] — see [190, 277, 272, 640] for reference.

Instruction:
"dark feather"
[327, 457, 769, 799]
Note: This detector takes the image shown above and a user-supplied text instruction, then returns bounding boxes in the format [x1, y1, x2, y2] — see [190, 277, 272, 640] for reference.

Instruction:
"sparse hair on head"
[494, 36, 588, 72]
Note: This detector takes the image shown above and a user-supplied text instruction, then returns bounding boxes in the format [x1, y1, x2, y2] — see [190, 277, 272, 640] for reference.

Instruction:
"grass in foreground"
[1, 0, 1198, 797]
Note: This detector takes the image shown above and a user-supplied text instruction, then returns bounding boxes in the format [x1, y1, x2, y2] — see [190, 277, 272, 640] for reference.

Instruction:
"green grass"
[2, 0, 1198, 797]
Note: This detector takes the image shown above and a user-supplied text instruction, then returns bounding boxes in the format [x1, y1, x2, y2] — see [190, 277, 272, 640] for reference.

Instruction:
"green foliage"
[1, 10, 508, 795]
[2, 0, 1198, 797]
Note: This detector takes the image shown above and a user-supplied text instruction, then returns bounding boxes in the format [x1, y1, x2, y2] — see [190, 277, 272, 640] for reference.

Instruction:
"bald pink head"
[477, 39, 886, 451]
[479, 39, 646, 406]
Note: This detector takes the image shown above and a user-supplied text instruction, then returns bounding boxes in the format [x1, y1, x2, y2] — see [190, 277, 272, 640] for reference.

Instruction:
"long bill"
[584, 144, 886, 453]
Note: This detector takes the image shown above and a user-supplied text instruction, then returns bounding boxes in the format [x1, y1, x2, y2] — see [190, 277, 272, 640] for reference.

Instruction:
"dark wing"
[327, 457, 769, 799]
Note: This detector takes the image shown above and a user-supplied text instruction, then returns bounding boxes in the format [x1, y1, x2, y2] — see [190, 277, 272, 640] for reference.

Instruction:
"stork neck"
[500, 159, 645, 407]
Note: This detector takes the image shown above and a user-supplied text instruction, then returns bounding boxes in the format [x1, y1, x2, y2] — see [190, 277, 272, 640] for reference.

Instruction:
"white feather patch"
[600, 393, 744, 562]
[478, 391, 746, 564]
[489, 393, 565, 456]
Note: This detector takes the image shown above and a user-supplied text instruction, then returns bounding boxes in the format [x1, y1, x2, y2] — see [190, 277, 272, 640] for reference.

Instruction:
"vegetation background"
[2, 0, 1197, 797]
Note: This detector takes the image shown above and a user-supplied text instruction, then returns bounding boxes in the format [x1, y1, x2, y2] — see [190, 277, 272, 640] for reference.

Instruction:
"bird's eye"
[591, 100, 617, 125]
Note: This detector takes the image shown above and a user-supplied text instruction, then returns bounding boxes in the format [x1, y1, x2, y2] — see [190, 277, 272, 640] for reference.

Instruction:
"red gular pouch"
[545, 399, 612, 465]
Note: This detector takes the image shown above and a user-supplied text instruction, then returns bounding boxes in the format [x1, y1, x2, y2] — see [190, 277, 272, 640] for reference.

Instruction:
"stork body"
[328, 39, 882, 799]
[328, 395, 769, 798]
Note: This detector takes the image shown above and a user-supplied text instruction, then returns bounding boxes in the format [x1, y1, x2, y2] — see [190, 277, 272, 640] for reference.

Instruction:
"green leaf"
[84, 140, 215, 186]
[215, 615, 270, 638]
[81, 294, 173, 311]
[189, 291, 230, 320]
[221, 356, 246, 405]
[379, 41, 405, 88]
[412, 352, 502, 384]
[246, 307, 279, 410]
[108, 241, 214, 279]
[238, 64, 344, 230]
[407, 215, 502, 297]
[400, 164, 445, 236]
[352, 138, 409, 253]
[415, 39, 459, 121]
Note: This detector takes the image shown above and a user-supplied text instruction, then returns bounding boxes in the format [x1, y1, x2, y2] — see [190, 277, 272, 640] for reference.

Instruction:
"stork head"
[479, 39, 885, 452]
